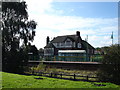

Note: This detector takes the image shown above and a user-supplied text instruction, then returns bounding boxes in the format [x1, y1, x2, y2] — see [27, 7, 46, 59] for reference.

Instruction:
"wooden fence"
[34, 72, 98, 81]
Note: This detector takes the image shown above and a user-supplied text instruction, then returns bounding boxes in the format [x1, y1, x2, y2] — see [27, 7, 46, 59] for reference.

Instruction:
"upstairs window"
[61, 43, 64, 46]
[66, 41, 71, 46]
[57, 43, 59, 47]
[65, 38, 72, 47]
[78, 43, 81, 48]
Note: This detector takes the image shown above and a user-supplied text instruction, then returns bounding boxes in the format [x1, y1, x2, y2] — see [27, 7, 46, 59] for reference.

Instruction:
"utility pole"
[86, 35, 88, 61]
[111, 31, 113, 45]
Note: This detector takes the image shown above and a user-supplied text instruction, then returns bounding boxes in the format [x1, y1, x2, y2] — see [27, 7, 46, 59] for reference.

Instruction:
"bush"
[29, 63, 48, 74]
[97, 44, 120, 84]
[35, 63, 46, 72]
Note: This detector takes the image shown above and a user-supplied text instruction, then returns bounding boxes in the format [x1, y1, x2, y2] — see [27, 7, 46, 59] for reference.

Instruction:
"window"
[73, 42, 75, 47]
[65, 38, 72, 47]
[66, 41, 71, 46]
[61, 43, 64, 46]
[57, 43, 59, 47]
[78, 43, 81, 48]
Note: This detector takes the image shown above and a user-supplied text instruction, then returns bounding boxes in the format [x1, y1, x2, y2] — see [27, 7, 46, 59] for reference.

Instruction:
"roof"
[81, 40, 95, 49]
[51, 35, 81, 43]
[44, 32, 94, 49]
[58, 50, 86, 53]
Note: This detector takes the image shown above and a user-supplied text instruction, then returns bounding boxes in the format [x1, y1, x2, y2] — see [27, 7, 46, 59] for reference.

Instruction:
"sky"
[24, 0, 118, 49]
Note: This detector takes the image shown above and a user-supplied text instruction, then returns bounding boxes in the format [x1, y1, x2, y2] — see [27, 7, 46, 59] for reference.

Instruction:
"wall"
[28, 61, 101, 71]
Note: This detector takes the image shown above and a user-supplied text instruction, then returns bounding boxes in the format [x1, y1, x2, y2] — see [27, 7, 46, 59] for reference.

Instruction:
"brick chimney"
[46, 36, 49, 45]
[76, 31, 80, 36]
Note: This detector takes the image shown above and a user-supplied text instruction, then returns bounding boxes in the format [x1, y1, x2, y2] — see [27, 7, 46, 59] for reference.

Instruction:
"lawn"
[2, 72, 119, 88]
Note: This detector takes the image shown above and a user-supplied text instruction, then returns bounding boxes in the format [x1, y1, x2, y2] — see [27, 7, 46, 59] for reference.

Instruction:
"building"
[44, 31, 95, 61]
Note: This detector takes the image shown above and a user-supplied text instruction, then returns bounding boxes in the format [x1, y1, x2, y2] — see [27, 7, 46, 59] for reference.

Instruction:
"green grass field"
[2, 72, 119, 88]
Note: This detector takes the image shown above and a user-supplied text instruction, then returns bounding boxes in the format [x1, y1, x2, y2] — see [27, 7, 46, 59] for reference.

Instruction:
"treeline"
[97, 44, 120, 85]
[2, 1, 37, 73]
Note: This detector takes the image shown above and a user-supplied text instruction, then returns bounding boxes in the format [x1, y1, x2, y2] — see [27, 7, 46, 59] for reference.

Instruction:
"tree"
[2, 1, 37, 73]
[97, 44, 120, 84]
[30, 45, 38, 56]
[28, 44, 39, 60]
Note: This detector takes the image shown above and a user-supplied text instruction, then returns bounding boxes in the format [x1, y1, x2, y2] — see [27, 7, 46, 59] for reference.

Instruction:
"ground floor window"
[58, 50, 86, 62]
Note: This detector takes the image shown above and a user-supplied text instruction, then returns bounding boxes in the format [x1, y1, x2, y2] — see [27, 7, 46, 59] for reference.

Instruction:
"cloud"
[31, 14, 117, 49]
[71, 9, 74, 11]
[25, 0, 53, 15]
[32, 30, 76, 49]
[88, 35, 113, 47]
[24, 0, 118, 49]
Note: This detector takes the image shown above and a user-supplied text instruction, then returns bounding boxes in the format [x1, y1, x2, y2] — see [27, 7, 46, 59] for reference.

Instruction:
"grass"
[2, 72, 119, 88]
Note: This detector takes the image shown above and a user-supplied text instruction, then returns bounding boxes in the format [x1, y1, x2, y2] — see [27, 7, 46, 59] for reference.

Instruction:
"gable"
[64, 38, 72, 42]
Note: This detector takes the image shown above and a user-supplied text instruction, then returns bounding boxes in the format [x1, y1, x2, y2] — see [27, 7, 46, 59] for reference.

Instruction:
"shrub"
[35, 63, 46, 72]
[97, 44, 120, 84]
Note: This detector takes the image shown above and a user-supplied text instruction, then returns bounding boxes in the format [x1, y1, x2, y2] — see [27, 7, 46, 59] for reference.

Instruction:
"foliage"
[97, 44, 120, 85]
[35, 63, 46, 72]
[2, 72, 119, 88]
[29, 63, 47, 73]
[2, 2, 37, 73]
[27, 43, 38, 55]
[27, 44, 39, 60]
[39, 48, 44, 53]
[29, 64, 98, 75]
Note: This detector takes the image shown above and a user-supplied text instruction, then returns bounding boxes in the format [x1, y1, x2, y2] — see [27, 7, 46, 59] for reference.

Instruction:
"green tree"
[28, 44, 39, 60]
[97, 44, 120, 84]
[30, 45, 38, 56]
[2, 1, 37, 73]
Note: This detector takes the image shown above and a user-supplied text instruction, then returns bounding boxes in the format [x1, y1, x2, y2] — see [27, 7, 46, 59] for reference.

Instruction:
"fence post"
[86, 76, 88, 81]
[51, 73, 52, 77]
[41, 72, 43, 76]
[61, 74, 62, 79]
[74, 74, 76, 80]
[32, 70, 34, 75]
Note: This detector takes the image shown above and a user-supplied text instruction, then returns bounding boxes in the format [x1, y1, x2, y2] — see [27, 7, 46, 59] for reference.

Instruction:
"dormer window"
[78, 43, 81, 48]
[66, 40, 71, 46]
[65, 38, 72, 47]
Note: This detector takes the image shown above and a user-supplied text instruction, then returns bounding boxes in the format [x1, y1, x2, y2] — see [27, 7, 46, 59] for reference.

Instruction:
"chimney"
[46, 36, 49, 45]
[76, 31, 80, 36]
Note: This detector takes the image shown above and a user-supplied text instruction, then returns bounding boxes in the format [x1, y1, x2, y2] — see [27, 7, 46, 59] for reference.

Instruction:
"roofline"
[82, 40, 95, 49]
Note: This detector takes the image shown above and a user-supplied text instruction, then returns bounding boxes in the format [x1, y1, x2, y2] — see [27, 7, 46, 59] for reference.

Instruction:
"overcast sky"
[24, 0, 118, 49]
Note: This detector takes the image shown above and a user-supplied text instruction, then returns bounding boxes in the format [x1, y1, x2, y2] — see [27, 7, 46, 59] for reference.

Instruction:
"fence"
[44, 54, 103, 62]
[90, 54, 103, 62]
[29, 54, 103, 62]
[34, 72, 98, 81]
